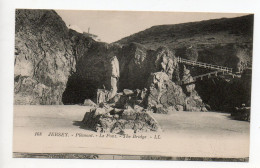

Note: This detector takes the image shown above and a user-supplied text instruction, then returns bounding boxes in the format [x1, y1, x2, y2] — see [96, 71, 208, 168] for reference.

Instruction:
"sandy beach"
[13, 105, 250, 159]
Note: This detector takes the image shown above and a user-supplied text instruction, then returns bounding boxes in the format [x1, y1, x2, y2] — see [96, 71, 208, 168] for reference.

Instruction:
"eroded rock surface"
[82, 106, 160, 134]
[146, 72, 207, 113]
[14, 9, 251, 118]
[15, 9, 76, 104]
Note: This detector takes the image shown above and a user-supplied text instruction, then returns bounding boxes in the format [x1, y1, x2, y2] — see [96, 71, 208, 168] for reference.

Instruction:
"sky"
[56, 10, 249, 43]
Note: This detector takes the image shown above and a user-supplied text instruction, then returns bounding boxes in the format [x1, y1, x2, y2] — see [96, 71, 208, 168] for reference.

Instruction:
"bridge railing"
[177, 57, 232, 73]
[178, 70, 225, 85]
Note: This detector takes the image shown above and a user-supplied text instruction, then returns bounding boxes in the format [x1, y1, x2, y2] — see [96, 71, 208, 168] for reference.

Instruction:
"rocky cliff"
[116, 14, 253, 110]
[14, 9, 253, 113]
[116, 15, 253, 73]
[15, 9, 117, 105]
[15, 9, 76, 104]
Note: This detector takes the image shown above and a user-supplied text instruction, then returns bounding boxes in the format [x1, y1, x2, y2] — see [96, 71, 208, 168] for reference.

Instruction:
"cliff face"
[14, 9, 76, 104]
[115, 14, 253, 110]
[14, 9, 252, 112]
[62, 31, 119, 104]
[14, 9, 117, 105]
[116, 15, 254, 73]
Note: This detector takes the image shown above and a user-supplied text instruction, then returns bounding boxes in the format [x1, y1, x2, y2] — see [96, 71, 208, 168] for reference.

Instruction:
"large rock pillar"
[110, 55, 120, 98]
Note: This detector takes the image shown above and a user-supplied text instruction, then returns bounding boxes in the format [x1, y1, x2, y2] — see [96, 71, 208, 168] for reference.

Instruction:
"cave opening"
[62, 57, 110, 105]
[62, 73, 98, 105]
[194, 77, 249, 112]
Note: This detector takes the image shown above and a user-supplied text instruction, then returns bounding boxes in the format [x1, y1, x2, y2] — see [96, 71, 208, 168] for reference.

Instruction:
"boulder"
[182, 65, 195, 94]
[133, 105, 144, 112]
[123, 89, 134, 96]
[146, 72, 186, 111]
[154, 105, 168, 114]
[154, 47, 178, 80]
[93, 108, 109, 116]
[82, 107, 160, 134]
[97, 89, 110, 104]
[176, 105, 184, 111]
[83, 99, 96, 106]
[108, 92, 123, 104]
[111, 90, 147, 109]
[201, 107, 208, 112]
[231, 107, 250, 121]
[121, 107, 136, 120]
[167, 106, 177, 113]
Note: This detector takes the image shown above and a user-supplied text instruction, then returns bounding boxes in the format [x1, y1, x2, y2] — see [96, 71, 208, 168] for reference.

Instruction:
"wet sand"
[13, 105, 250, 159]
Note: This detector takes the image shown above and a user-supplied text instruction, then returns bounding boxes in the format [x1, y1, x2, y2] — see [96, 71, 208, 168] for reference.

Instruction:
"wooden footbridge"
[176, 57, 234, 85]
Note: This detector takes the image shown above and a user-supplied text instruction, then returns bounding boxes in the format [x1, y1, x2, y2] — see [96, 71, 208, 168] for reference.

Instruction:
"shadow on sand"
[73, 120, 94, 131]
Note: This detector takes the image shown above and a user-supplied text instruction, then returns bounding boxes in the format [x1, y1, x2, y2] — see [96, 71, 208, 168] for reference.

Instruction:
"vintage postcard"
[13, 9, 253, 161]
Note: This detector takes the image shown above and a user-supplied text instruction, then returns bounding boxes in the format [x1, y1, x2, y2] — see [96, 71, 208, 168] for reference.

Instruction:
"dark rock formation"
[119, 44, 178, 91]
[184, 45, 198, 61]
[82, 106, 160, 134]
[14, 9, 252, 116]
[231, 107, 250, 121]
[119, 43, 153, 90]
[14, 9, 121, 105]
[83, 99, 96, 107]
[62, 34, 121, 104]
[123, 89, 134, 96]
[115, 15, 253, 113]
[195, 68, 252, 111]
[14, 9, 76, 104]
[181, 66, 195, 94]
[146, 72, 207, 113]
[197, 44, 252, 73]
